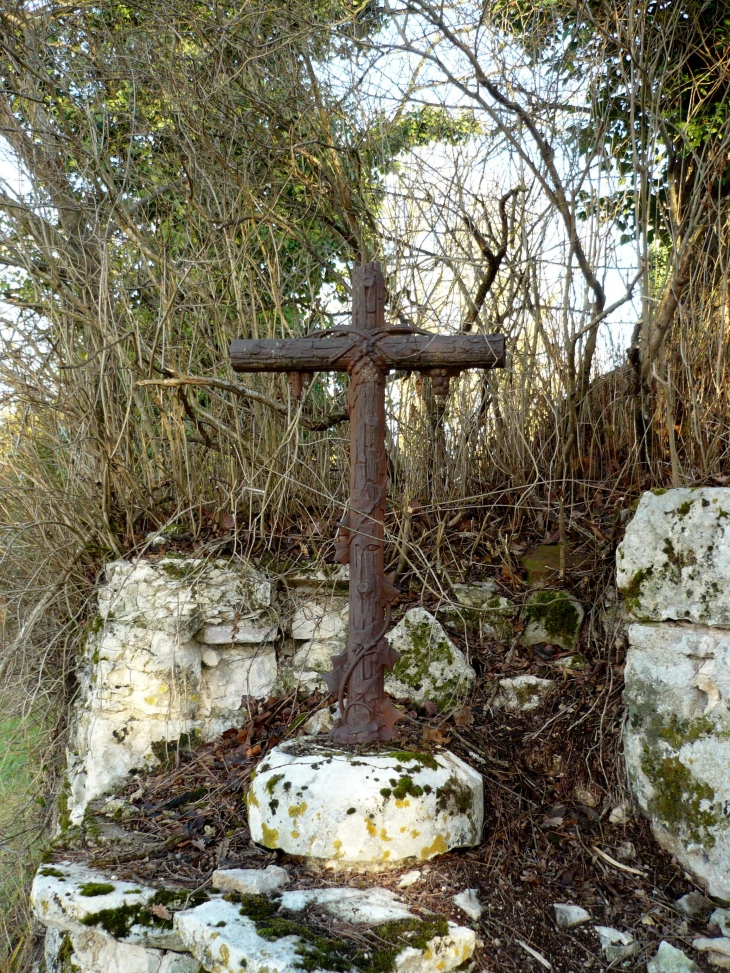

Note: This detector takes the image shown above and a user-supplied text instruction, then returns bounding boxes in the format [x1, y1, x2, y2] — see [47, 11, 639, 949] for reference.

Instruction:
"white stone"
[201, 649, 220, 667]
[175, 892, 475, 973]
[301, 706, 337, 736]
[397, 870, 422, 888]
[291, 599, 348, 641]
[714, 911, 730, 936]
[648, 941, 700, 973]
[211, 865, 288, 896]
[593, 926, 638, 962]
[608, 803, 629, 824]
[553, 903, 590, 928]
[384, 608, 476, 709]
[198, 645, 277, 718]
[452, 581, 498, 608]
[248, 741, 483, 865]
[694, 938, 730, 969]
[452, 889, 483, 921]
[494, 675, 555, 712]
[677, 891, 715, 918]
[280, 887, 414, 923]
[624, 622, 730, 899]
[200, 617, 277, 644]
[31, 862, 185, 951]
[289, 639, 340, 690]
[617, 488, 730, 625]
[521, 590, 584, 652]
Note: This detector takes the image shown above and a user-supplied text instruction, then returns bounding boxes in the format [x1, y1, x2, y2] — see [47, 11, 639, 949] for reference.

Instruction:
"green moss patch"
[524, 590, 581, 644]
[78, 882, 115, 897]
[80, 887, 208, 939]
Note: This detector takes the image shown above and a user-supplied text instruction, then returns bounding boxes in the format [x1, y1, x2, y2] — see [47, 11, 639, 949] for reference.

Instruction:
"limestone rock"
[301, 705, 338, 736]
[199, 616, 278, 644]
[494, 675, 555, 712]
[648, 941, 700, 973]
[713, 910, 730, 936]
[553, 903, 590, 928]
[452, 889, 484, 921]
[44, 926, 199, 973]
[677, 891, 715, 918]
[593, 926, 638, 963]
[385, 608, 476, 709]
[291, 599, 348, 641]
[197, 644, 277, 719]
[174, 890, 475, 973]
[617, 488, 730, 625]
[280, 887, 414, 923]
[624, 621, 730, 899]
[441, 582, 515, 641]
[211, 865, 288, 896]
[31, 861, 187, 951]
[693, 937, 730, 969]
[521, 590, 584, 652]
[247, 741, 483, 865]
[289, 639, 339, 691]
[397, 870, 422, 888]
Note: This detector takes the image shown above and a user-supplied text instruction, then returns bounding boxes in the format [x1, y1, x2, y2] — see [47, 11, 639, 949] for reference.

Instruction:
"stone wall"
[65, 557, 350, 823]
[618, 488, 730, 899]
[65, 557, 477, 825]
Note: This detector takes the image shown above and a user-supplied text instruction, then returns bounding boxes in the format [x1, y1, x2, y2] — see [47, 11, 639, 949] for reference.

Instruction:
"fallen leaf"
[150, 903, 172, 921]
[219, 511, 235, 530]
[246, 744, 262, 758]
[454, 705, 473, 728]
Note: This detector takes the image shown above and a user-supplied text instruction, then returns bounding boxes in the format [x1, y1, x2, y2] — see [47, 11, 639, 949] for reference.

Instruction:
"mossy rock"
[521, 590, 584, 652]
[384, 607, 476, 710]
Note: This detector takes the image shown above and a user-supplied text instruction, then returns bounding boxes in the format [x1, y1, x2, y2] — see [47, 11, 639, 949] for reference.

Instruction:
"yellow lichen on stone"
[395, 799, 411, 808]
[260, 823, 279, 848]
[248, 789, 259, 808]
[380, 828, 392, 842]
[291, 830, 300, 838]
[365, 819, 377, 837]
[219, 944, 230, 964]
[380, 849, 391, 861]
[419, 834, 448, 859]
[410, 829, 421, 838]
[288, 802, 308, 818]
[332, 839, 344, 860]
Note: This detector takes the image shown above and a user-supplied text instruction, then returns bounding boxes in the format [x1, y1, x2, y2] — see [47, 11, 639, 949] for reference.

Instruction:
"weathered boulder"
[247, 740, 483, 865]
[617, 488, 730, 625]
[624, 621, 730, 899]
[384, 608, 476, 709]
[174, 888, 475, 973]
[521, 589, 584, 652]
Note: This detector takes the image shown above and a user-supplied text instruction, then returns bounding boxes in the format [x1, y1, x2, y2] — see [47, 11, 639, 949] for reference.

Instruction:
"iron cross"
[231, 262, 505, 744]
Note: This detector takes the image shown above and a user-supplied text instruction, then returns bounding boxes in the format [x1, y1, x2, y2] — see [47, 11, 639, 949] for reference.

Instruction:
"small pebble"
[453, 889, 484, 921]
[676, 891, 715, 918]
[593, 926, 638, 963]
[553, 903, 591, 929]
[397, 870, 421, 889]
[712, 909, 730, 937]
[693, 936, 730, 969]
[647, 941, 699, 973]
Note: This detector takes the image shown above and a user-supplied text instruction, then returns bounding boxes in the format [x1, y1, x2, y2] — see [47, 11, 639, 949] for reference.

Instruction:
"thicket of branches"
[1, 0, 729, 965]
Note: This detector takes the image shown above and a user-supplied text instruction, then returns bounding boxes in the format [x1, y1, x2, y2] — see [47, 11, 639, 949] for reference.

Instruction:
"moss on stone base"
[524, 591, 581, 643]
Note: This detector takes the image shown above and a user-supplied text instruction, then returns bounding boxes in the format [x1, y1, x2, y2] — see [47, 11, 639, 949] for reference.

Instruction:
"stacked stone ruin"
[37, 557, 488, 973]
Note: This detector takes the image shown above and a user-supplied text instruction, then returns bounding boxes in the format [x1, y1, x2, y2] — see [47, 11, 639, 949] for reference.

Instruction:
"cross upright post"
[231, 261, 505, 745]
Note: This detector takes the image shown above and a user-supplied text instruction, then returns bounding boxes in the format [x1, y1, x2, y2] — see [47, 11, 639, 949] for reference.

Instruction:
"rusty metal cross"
[231, 262, 505, 745]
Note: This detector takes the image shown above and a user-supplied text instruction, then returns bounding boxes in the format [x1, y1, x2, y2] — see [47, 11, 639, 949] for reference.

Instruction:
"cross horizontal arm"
[230, 332, 505, 374]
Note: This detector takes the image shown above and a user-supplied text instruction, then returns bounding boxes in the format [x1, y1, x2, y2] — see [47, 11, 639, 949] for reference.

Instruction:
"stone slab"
[624, 622, 730, 899]
[617, 488, 730, 625]
[31, 861, 186, 951]
[211, 865, 288, 896]
[174, 889, 475, 973]
[247, 741, 483, 865]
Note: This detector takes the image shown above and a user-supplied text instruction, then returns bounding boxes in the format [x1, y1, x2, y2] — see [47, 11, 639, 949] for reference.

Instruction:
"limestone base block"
[174, 888, 475, 973]
[247, 741, 483, 865]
